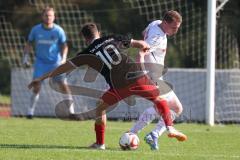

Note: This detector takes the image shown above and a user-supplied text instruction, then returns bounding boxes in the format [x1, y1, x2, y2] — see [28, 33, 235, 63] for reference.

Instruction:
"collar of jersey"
[41, 23, 55, 31]
[90, 38, 99, 44]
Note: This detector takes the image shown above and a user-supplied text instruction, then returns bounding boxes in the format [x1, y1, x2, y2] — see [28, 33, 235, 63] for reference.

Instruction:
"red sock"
[95, 123, 105, 145]
[155, 99, 173, 126]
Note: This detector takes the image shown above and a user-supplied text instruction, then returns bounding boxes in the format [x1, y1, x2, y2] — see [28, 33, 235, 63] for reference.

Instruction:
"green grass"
[0, 118, 240, 160]
[0, 94, 11, 104]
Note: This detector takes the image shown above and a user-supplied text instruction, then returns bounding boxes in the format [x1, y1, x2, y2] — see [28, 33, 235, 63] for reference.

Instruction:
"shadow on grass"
[0, 143, 121, 151]
[0, 144, 89, 150]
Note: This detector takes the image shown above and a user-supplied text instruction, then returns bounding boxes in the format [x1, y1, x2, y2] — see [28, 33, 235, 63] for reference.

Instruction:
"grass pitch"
[0, 117, 240, 160]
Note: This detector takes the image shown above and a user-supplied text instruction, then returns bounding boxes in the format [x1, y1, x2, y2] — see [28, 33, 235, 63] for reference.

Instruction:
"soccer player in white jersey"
[130, 10, 185, 150]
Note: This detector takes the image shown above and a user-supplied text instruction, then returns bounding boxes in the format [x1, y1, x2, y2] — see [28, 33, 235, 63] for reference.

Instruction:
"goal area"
[0, 0, 239, 123]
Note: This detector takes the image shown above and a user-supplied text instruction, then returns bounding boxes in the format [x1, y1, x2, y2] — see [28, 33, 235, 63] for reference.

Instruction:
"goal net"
[1, 0, 239, 123]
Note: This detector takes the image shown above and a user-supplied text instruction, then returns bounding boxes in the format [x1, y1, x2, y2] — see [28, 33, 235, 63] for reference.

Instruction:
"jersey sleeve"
[143, 21, 155, 39]
[146, 34, 163, 46]
[58, 27, 67, 44]
[28, 27, 35, 43]
[144, 26, 164, 46]
[143, 20, 162, 41]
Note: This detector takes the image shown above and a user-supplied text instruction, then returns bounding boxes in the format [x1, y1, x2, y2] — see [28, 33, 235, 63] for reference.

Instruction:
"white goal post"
[206, 0, 229, 126]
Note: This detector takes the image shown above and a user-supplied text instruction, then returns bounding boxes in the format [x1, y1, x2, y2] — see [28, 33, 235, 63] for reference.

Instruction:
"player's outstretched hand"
[142, 42, 150, 52]
[22, 53, 31, 68]
[139, 49, 150, 57]
[28, 79, 41, 90]
[60, 58, 67, 65]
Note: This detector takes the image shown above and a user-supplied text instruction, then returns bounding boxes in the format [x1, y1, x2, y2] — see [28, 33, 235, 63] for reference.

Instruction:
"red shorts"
[101, 75, 159, 106]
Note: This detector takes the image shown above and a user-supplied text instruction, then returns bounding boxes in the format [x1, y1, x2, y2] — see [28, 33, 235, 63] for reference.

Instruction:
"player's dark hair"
[163, 10, 182, 23]
[81, 23, 98, 39]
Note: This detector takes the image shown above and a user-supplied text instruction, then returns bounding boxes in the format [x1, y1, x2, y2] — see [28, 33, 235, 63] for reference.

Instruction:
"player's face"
[42, 10, 55, 25]
[164, 21, 181, 36]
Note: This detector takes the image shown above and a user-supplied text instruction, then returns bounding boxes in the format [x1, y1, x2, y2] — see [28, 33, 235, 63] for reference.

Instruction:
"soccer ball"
[119, 132, 140, 150]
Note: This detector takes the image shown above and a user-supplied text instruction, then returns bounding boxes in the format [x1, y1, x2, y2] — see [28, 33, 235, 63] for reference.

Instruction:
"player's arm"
[22, 42, 32, 67]
[59, 28, 68, 64]
[130, 39, 150, 52]
[61, 43, 68, 64]
[115, 35, 150, 58]
[131, 39, 150, 68]
[23, 26, 36, 67]
[115, 35, 149, 51]
[28, 61, 76, 89]
[28, 50, 86, 90]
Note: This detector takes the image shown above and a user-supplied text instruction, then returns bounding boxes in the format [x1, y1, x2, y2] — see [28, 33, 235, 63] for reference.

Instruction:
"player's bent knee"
[174, 104, 183, 116]
[95, 114, 106, 125]
[96, 101, 109, 113]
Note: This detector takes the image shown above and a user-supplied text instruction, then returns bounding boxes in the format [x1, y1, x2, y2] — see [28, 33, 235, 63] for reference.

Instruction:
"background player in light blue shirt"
[23, 6, 73, 118]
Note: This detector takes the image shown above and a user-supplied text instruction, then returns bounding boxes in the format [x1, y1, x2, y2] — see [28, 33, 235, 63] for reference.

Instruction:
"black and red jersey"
[70, 35, 143, 88]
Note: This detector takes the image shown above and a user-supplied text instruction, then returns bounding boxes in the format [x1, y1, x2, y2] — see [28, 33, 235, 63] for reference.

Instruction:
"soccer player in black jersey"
[28, 23, 186, 150]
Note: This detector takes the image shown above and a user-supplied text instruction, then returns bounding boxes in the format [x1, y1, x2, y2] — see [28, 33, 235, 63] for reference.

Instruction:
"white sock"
[151, 117, 166, 138]
[130, 107, 158, 134]
[152, 110, 178, 138]
[64, 94, 75, 114]
[28, 93, 39, 116]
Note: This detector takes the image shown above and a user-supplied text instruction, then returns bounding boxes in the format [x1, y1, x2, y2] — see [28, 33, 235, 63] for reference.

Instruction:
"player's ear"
[162, 20, 168, 25]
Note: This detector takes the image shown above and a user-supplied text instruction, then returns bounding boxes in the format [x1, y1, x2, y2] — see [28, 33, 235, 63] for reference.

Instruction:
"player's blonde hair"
[163, 10, 182, 23]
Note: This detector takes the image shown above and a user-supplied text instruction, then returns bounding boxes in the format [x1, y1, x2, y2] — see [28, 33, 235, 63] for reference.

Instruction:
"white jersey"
[143, 20, 167, 65]
[142, 20, 172, 97]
